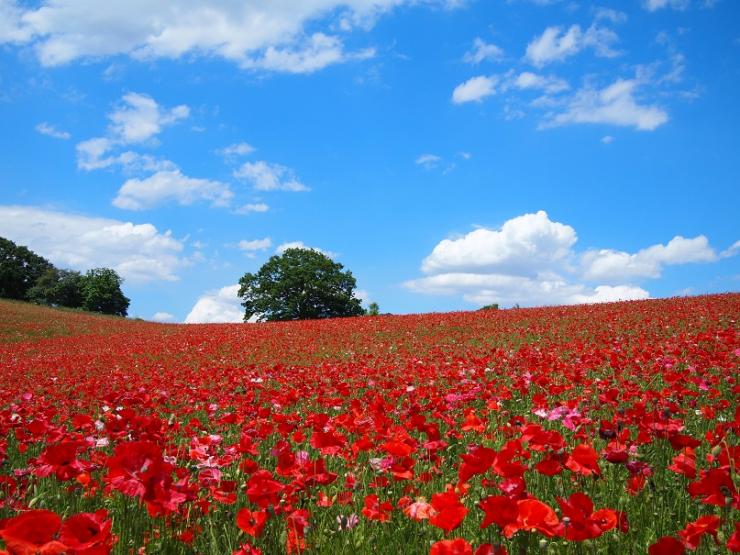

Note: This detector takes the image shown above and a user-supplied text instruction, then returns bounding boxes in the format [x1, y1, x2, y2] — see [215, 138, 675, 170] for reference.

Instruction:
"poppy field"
[0, 294, 738, 555]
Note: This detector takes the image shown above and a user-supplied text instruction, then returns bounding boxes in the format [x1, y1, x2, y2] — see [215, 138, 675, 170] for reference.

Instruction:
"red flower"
[233, 542, 263, 555]
[479, 495, 517, 530]
[687, 468, 736, 506]
[245, 470, 284, 509]
[0, 510, 67, 555]
[361, 494, 393, 522]
[649, 536, 686, 555]
[565, 444, 601, 477]
[430, 538, 473, 555]
[677, 515, 720, 550]
[236, 508, 269, 538]
[429, 490, 468, 533]
[33, 441, 90, 482]
[58, 510, 114, 555]
[668, 449, 696, 479]
[727, 522, 740, 552]
[502, 499, 560, 539]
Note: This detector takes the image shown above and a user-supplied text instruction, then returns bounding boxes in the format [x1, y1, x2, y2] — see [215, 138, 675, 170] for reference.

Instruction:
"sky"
[0, 0, 738, 323]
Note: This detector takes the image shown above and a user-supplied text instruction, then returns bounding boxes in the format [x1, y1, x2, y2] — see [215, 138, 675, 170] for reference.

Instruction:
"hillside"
[0, 294, 738, 554]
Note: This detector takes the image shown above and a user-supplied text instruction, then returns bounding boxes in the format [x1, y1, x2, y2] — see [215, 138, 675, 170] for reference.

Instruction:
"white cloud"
[415, 153, 442, 169]
[276, 241, 334, 258]
[35, 122, 71, 140]
[720, 240, 740, 259]
[185, 285, 243, 324]
[601, 135, 615, 144]
[525, 23, 620, 67]
[1, 1, 455, 71]
[234, 161, 310, 192]
[582, 235, 717, 281]
[511, 71, 569, 93]
[76, 93, 188, 171]
[0, 205, 186, 282]
[644, 0, 690, 11]
[545, 79, 669, 131]
[405, 210, 721, 308]
[235, 202, 270, 214]
[217, 142, 256, 158]
[463, 37, 504, 64]
[452, 75, 497, 104]
[241, 33, 375, 74]
[151, 311, 175, 322]
[404, 272, 649, 307]
[108, 92, 189, 145]
[238, 237, 272, 253]
[113, 170, 233, 211]
[421, 210, 577, 275]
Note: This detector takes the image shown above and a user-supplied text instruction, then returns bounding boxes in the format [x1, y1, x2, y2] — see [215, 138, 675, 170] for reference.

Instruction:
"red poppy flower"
[677, 515, 720, 550]
[649, 536, 686, 555]
[479, 495, 517, 530]
[0, 510, 67, 555]
[236, 509, 269, 538]
[58, 509, 114, 555]
[245, 470, 284, 509]
[565, 444, 601, 477]
[430, 538, 473, 555]
[361, 494, 393, 522]
[503, 499, 560, 539]
[429, 490, 468, 533]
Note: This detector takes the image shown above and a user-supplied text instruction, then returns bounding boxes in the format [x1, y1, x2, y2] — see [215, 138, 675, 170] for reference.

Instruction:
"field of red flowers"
[0, 294, 737, 555]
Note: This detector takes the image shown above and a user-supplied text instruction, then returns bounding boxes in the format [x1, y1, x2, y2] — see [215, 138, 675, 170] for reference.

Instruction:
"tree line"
[0, 237, 130, 317]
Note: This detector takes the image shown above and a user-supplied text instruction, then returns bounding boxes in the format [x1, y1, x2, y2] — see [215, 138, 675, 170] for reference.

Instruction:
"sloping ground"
[0, 294, 738, 554]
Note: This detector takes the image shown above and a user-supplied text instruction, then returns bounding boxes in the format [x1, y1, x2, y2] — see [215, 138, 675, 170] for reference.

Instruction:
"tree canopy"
[0, 237, 54, 300]
[0, 236, 130, 317]
[81, 268, 130, 317]
[238, 248, 365, 322]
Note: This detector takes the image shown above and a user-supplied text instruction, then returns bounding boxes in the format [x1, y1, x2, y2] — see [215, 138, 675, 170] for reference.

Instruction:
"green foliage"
[238, 248, 365, 322]
[80, 268, 130, 317]
[27, 268, 85, 308]
[0, 237, 54, 300]
[479, 303, 499, 310]
[366, 301, 380, 316]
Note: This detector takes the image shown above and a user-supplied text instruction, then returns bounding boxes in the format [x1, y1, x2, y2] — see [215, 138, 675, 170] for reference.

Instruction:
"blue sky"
[0, 0, 738, 322]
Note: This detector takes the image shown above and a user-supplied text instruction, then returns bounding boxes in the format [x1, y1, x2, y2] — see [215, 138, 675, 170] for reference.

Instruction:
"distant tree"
[238, 248, 365, 322]
[0, 237, 54, 300]
[27, 268, 85, 308]
[80, 268, 130, 316]
[480, 303, 499, 311]
[366, 302, 380, 316]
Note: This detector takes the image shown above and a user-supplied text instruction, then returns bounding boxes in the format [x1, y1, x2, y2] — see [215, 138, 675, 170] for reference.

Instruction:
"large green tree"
[238, 248, 365, 322]
[80, 268, 130, 316]
[27, 268, 85, 308]
[0, 237, 54, 300]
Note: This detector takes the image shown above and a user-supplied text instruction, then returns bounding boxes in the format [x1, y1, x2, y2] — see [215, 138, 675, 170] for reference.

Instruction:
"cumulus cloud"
[108, 92, 189, 145]
[405, 210, 723, 308]
[76, 93, 188, 171]
[525, 23, 620, 67]
[0, 1, 456, 72]
[234, 161, 310, 192]
[421, 211, 577, 275]
[544, 79, 669, 131]
[276, 241, 334, 258]
[0, 205, 186, 282]
[238, 238, 272, 255]
[185, 285, 244, 324]
[35, 122, 70, 140]
[151, 311, 175, 322]
[463, 38, 504, 64]
[113, 170, 233, 211]
[452, 75, 497, 104]
[582, 235, 717, 281]
[510, 71, 569, 93]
